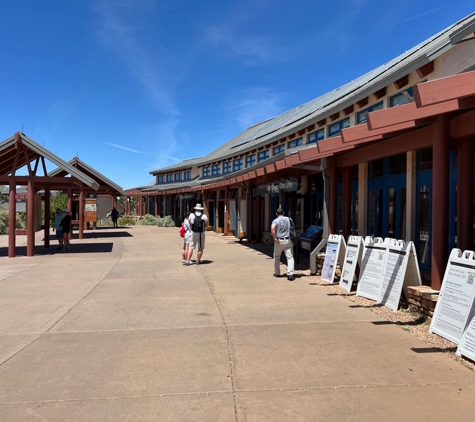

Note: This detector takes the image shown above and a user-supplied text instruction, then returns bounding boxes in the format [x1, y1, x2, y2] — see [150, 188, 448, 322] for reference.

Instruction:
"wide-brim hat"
[64, 208, 70, 213]
[194, 203, 204, 210]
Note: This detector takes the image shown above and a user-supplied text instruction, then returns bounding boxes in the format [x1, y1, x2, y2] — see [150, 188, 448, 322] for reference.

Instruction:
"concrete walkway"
[0, 226, 474, 421]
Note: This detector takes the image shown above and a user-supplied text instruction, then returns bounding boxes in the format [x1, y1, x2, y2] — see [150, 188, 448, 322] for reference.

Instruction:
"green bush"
[138, 214, 159, 226]
[0, 208, 26, 235]
[118, 217, 135, 226]
[156, 215, 177, 227]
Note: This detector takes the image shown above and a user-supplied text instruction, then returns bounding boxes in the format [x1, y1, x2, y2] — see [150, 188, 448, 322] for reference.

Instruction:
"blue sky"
[0, 1, 473, 190]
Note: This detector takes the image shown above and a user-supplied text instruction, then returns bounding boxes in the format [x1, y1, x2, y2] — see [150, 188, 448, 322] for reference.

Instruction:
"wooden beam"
[337, 126, 433, 168]
[356, 97, 368, 109]
[341, 121, 414, 143]
[450, 108, 475, 139]
[367, 99, 460, 130]
[416, 61, 434, 79]
[373, 87, 386, 100]
[393, 75, 409, 90]
[414, 69, 475, 106]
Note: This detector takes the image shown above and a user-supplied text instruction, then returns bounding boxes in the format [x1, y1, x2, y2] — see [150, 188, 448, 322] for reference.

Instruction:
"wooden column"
[8, 183, 16, 258]
[224, 186, 229, 235]
[328, 157, 338, 235]
[44, 184, 50, 248]
[343, 166, 351, 239]
[27, 178, 35, 256]
[68, 188, 73, 240]
[431, 115, 450, 291]
[457, 137, 474, 252]
[247, 183, 253, 241]
[79, 188, 84, 239]
[256, 194, 262, 242]
[154, 195, 158, 217]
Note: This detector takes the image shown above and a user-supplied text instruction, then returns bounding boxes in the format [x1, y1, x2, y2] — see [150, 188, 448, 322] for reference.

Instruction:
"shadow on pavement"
[0, 243, 114, 257]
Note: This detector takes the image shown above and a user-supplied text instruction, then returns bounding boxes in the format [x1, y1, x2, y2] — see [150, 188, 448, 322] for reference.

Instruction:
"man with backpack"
[271, 207, 295, 281]
[185, 203, 208, 265]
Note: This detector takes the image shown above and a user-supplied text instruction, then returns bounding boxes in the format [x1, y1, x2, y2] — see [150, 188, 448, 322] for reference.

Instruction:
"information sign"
[85, 199, 97, 223]
[321, 234, 346, 284]
[340, 235, 364, 293]
[457, 304, 475, 361]
[356, 237, 387, 301]
[378, 240, 421, 311]
[430, 249, 475, 345]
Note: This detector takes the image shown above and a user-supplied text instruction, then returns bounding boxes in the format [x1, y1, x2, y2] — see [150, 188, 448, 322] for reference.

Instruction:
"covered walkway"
[1, 227, 475, 421]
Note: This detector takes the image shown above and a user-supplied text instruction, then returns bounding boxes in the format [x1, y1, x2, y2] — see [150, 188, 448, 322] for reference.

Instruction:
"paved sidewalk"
[1, 227, 475, 421]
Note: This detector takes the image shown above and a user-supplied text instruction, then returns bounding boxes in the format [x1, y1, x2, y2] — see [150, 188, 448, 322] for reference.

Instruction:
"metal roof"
[49, 157, 125, 196]
[0, 133, 100, 190]
[149, 12, 475, 175]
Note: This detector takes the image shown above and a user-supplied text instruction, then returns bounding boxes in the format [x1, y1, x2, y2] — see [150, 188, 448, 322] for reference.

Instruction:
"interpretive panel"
[430, 249, 475, 345]
[378, 240, 421, 311]
[356, 237, 387, 301]
[457, 305, 475, 361]
[340, 236, 363, 293]
[321, 235, 346, 284]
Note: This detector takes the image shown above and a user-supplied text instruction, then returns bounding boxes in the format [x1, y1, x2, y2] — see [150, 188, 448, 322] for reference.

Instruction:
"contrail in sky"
[390, 7, 446, 27]
[103, 141, 148, 155]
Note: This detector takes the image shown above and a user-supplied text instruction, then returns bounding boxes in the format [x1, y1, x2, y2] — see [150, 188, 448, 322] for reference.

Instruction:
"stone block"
[407, 285, 434, 297]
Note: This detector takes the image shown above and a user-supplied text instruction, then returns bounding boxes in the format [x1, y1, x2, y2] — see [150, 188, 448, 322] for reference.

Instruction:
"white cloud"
[226, 87, 284, 129]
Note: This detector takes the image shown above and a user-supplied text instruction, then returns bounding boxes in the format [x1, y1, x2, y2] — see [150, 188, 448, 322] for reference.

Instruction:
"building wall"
[431, 36, 475, 79]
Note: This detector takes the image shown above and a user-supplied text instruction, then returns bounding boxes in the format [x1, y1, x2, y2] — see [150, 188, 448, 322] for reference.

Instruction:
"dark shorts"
[62, 227, 71, 234]
[56, 230, 63, 240]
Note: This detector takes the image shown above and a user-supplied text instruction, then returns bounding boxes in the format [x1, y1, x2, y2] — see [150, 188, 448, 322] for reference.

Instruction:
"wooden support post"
[68, 188, 73, 240]
[224, 186, 229, 235]
[8, 183, 16, 258]
[79, 188, 84, 239]
[328, 157, 338, 235]
[27, 178, 35, 256]
[44, 184, 50, 248]
[431, 115, 450, 290]
[343, 166, 351, 239]
[256, 194, 261, 242]
[457, 137, 474, 252]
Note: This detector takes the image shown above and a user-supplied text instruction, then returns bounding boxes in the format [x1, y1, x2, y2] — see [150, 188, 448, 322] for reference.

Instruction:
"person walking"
[110, 207, 120, 228]
[54, 208, 64, 250]
[186, 204, 208, 265]
[60, 208, 72, 252]
[271, 207, 295, 281]
[181, 211, 192, 264]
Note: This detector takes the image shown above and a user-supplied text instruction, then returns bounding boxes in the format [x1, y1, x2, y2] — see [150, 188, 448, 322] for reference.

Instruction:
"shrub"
[138, 214, 159, 226]
[118, 217, 135, 226]
[156, 215, 177, 227]
[0, 208, 26, 235]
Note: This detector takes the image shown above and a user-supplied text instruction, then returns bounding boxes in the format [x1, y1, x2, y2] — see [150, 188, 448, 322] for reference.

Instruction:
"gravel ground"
[305, 274, 475, 371]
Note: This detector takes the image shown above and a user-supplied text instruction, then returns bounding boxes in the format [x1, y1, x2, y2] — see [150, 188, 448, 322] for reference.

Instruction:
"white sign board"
[378, 240, 421, 311]
[457, 304, 475, 361]
[340, 235, 364, 293]
[321, 234, 346, 284]
[430, 249, 475, 345]
[356, 237, 387, 301]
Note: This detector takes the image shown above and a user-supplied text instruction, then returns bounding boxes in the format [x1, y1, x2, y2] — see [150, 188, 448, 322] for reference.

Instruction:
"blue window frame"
[184, 171, 191, 180]
[203, 166, 211, 177]
[390, 87, 414, 107]
[357, 101, 384, 124]
[258, 150, 269, 162]
[246, 154, 256, 167]
[223, 161, 231, 174]
[308, 128, 324, 144]
[167, 174, 173, 182]
[233, 158, 243, 171]
[212, 164, 221, 176]
[158, 175, 164, 183]
[328, 117, 350, 137]
[273, 144, 285, 155]
[288, 137, 303, 149]
[175, 173, 182, 181]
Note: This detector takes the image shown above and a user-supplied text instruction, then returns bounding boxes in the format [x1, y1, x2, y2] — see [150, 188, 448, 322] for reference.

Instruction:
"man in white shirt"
[185, 203, 209, 265]
[271, 207, 295, 281]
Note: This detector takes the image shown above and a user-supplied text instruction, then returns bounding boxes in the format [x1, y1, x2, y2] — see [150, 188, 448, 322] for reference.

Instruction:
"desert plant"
[156, 215, 177, 227]
[138, 214, 159, 226]
[118, 217, 135, 226]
